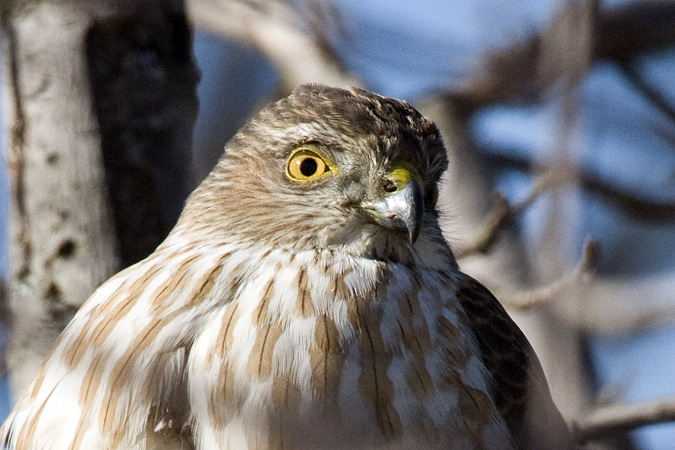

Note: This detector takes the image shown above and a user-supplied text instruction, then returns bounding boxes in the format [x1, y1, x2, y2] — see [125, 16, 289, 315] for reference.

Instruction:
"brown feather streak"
[149, 254, 200, 309]
[99, 310, 183, 434]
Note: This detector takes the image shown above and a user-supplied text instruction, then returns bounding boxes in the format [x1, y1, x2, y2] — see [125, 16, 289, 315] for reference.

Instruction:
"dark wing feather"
[456, 274, 575, 450]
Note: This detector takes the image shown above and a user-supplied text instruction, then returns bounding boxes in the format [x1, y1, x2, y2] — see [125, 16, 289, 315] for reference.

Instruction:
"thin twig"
[449, 0, 675, 112]
[618, 60, 675, 125]
[572, 273, 675, 335]
[454, 171, 560, 258]
[482, 151, 675, 223]
[498, 238, 599, 310]
[573, 396, 675, 444]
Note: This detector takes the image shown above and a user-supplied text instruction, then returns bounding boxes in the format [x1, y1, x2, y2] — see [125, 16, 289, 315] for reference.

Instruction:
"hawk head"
[180, 85, 452, 265]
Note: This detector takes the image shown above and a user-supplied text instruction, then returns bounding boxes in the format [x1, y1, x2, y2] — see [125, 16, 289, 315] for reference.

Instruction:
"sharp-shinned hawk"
[1, 85, 573, 449]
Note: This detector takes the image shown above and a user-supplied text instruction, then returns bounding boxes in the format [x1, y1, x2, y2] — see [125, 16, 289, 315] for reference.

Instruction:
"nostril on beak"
[383, 179, 398, 193]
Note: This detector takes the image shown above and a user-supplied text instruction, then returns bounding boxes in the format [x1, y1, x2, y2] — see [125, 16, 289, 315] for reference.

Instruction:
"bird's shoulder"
[455, 273, 574, 449]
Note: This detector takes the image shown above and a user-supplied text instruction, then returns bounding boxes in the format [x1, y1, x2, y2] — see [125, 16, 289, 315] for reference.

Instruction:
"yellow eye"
[285, 147, 333, 181]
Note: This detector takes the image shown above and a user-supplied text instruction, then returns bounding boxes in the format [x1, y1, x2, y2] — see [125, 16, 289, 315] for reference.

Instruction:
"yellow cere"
[387, 161, 422, 191]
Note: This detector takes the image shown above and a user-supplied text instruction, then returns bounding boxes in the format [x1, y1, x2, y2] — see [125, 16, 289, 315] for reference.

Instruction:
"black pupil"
[300, 157, 318, 177]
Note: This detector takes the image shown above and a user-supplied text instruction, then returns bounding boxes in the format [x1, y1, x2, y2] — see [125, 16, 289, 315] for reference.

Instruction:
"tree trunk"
[0, 0, 198, 398]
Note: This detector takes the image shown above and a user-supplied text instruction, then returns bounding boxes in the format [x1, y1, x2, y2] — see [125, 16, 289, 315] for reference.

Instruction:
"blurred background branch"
[186, 0, 358, 92]
[449, 0, 675, 112]
[574, 396, 675, 444]
[481, 151, 675, 223]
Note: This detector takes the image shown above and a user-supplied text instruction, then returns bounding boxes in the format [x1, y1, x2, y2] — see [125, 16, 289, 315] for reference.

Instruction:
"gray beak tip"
[368, 179, 424, 245]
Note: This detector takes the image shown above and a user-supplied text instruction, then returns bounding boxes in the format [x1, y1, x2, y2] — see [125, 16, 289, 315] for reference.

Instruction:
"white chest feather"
[1, 245, 511, 450]
[187, 249, 511, 449]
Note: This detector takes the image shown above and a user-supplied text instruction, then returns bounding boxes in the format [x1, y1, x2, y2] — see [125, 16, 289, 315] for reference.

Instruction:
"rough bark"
[0, 0, 198, 397]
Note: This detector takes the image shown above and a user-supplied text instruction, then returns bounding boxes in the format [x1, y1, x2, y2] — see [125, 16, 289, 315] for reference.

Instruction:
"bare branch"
[450, 0, 675, 112]
[594, 1, 675, 61]
[583, 171, 675, 223]
[574, 273, 675, 335]
[573, 396, 675, 444]
[186, 0, 358, 93]
[482, 151, 675, 223]
[454, 171, 562, 258]
[452, 193, 512, 258]
[618, 60, 675, 126]
[498, 238, 599, 310]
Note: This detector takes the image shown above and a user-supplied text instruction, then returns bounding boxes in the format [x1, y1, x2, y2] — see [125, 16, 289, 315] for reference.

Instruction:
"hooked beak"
[362, 164, 425, 244]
